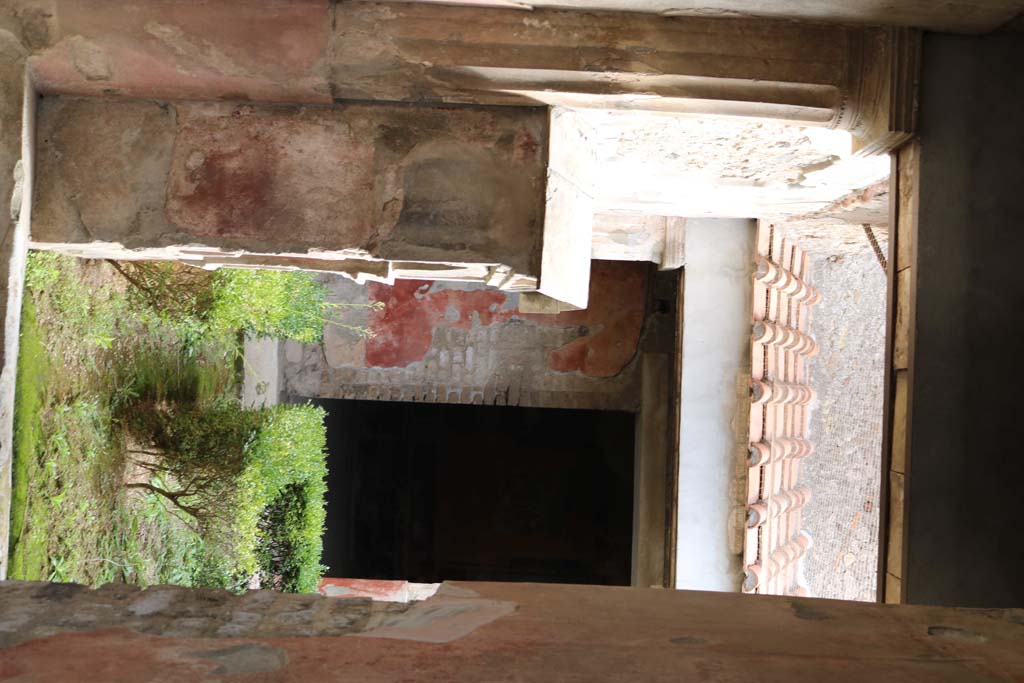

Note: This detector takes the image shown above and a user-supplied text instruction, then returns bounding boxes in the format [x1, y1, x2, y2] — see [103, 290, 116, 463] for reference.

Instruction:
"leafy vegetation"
[209, 268, 331, 343]
[233, 405, 328, 593]
[121, 401, 328, 592]
[256, 481, 326, 593]
[112, 261, 333, 344]
[8, 298, 50, 578]
[9, 253, 330, 592]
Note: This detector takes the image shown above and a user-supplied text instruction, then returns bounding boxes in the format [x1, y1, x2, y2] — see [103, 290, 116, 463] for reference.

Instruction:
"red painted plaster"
[0, 629, 202, 682]
[365, 261, 647, 378]
[513, 127, 540, 164]
[30, 0, 332, 103]
[166, 105, 377, 245]
[524, 260, 648, 378]
[365, 280, 512, 368]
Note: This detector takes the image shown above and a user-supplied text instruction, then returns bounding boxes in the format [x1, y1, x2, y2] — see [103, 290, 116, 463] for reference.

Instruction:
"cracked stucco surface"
[568, 111, 891, 218]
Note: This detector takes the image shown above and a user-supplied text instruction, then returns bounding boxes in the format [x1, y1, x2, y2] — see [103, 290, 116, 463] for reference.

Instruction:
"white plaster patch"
[9, 159, 22, 221]
[143, 22, 256, 78]
[129, 589, 175, 616]
[558, 109, 891, 220]
[357, 596, 516, 643]
[66, 35, 113, 81]
[192, 643, 288, 675]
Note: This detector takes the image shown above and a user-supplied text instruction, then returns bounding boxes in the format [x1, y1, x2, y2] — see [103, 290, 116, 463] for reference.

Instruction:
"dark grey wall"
[908, 32, 1024, 608]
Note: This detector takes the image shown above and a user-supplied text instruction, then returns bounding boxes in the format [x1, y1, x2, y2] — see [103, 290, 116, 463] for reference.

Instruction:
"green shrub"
[255, 480, 327, 593]
[208, 269, 329, 343]
[110, 260, 216, 323]
[229, 404, 328, 590]
[127, 401, 328, 592]
[114, 262, 330, 343]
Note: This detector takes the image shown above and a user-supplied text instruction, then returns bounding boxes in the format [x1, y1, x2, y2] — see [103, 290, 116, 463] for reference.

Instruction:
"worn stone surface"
[592, 213, 668, 263]
[32, 96, 547, 277]
[0, 1, 57, 54]
[23, 1, 919, 157]
[572, 111, 891, 219]
[242, 335, 280, 409]
[284, 261, 648, 411]
[800, 251, 886, 602]
[2, 580, 1023, 681]
[28, 0, 330, 103]
[0, 581, 388, 646]
[387, 0, 1022, 33]
[778, 180, 891, 257]
[33, 97, 177, 246]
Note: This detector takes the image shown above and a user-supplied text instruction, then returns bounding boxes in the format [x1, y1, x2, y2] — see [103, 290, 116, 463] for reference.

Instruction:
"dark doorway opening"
[314, 399, 635, 585]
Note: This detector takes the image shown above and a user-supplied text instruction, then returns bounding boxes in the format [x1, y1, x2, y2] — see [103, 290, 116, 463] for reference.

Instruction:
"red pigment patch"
[166, 107, 377, 247]
[520, 260, 647, 378]
[364, 262, 647, 378]
[365, 280, 511, 368]
[180, 144, 275, 237]
[513, 128, 539, 163]
[548, 336, 590, 373]
[0, 629, 200, 681]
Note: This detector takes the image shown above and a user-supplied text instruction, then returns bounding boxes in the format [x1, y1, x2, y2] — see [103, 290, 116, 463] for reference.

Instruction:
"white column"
[675, 218, 754, 592]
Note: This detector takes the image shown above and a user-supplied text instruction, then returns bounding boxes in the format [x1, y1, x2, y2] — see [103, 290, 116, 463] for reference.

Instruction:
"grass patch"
[9, 252, 330, 592]
[8, 298, 49, 579]
[8, 254, 234, 587]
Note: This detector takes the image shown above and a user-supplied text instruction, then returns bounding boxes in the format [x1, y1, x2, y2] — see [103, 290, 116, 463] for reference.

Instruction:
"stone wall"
[32, 96, 547, 280]
[283, 260, 650, 411]
[2, 578, 1023, 681]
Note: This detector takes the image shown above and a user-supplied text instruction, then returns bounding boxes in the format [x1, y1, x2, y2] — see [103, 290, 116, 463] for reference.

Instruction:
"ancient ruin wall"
[283, 261, 648, 411]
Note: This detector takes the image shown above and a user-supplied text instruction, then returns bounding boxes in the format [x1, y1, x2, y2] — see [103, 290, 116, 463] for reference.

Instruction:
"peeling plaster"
[65, 35, 111, 81]
[358, 595, 518, 644]
[8, 160, 22, 222]
[144, 21, 258, 79]
[362, 261, 645, 378]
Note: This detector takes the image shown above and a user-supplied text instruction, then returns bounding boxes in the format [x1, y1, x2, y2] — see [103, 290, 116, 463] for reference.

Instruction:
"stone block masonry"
[31, 96, 548, 283]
